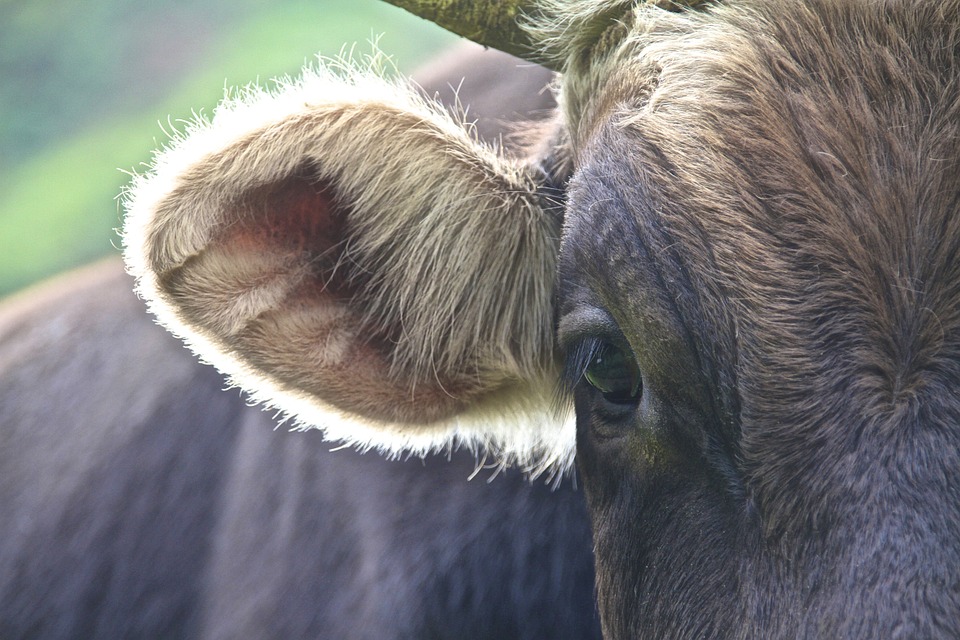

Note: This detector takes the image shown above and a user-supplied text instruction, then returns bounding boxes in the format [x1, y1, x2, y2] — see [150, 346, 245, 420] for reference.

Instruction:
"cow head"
[123, 1, 960, 637]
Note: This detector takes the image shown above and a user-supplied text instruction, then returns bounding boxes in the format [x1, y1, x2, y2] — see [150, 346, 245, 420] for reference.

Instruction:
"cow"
[114, 0, 960, 637]
[0, 45, 601, 639]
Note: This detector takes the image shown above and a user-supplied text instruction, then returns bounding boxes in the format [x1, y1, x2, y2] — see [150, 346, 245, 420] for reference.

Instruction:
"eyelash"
[558, 336, 644, 412]
[560, 337, 607, 398]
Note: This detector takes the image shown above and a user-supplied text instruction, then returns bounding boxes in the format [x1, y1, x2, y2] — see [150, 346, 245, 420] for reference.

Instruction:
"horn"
[381, 0, 551, 67]
[382, 1, 712, 71]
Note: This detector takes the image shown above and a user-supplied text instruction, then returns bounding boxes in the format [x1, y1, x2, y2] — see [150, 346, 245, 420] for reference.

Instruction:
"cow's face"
[556, 1, 960, 636]
[124, 0, 960, 637]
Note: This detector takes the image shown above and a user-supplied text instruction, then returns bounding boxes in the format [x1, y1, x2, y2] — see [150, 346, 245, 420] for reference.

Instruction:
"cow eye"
[583, 342, 642, 405]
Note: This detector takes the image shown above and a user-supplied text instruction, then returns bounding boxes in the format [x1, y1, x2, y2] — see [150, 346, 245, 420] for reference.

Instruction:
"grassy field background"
[0, 0, 456, 298]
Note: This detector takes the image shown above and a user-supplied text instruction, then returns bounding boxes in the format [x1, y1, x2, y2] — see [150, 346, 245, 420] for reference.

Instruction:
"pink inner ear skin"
[176, 171, 485, 427]
[230, 173, 348, 284]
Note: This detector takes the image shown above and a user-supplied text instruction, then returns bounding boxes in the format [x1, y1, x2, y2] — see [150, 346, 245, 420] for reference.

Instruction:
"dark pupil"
[583, 343, 642, 405]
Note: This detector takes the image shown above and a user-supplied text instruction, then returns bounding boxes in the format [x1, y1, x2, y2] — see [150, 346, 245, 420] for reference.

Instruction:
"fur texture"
[550, 0, 960, 637]
[122, 54, 574, 475]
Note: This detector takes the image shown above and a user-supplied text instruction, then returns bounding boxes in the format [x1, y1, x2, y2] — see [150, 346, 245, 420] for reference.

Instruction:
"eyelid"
[556, 306, 622, 352]
[556, 306, 638, 408]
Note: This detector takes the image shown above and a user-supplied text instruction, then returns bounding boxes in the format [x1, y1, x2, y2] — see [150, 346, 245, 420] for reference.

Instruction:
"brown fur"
[551, 0, 960, 636]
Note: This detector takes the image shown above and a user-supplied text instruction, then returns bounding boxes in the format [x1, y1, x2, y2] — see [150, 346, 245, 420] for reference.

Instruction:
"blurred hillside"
[0, 0, 456, 297]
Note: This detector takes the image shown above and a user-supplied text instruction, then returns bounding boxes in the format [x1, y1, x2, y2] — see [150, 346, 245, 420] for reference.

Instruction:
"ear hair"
[121, 54, 574, 476]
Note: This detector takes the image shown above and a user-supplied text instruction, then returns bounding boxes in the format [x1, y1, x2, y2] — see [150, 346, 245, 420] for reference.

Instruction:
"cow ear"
[122, 60, 573, 474]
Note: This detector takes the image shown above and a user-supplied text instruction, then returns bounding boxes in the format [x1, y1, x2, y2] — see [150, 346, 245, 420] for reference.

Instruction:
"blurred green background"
[0, 0, 456, 298]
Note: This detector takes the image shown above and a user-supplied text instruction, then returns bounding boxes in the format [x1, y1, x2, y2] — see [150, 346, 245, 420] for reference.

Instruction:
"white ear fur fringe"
[121, 53, 576, 479]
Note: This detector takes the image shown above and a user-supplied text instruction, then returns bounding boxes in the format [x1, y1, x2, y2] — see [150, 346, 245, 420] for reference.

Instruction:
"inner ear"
[157, 167, 487, 425]
[156, 169, 351, 342]
[232, 171, 346, 271]
[217, 170, 361, 310]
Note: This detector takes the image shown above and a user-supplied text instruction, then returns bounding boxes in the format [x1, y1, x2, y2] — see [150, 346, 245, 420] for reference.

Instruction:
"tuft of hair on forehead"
[522, 0, 721, 147]
[523, 0, 713, 70]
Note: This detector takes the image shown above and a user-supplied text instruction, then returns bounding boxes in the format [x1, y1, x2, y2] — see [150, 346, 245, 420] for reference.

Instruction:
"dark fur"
[556, 0, 960, 636]
[0, 48, 601, 640]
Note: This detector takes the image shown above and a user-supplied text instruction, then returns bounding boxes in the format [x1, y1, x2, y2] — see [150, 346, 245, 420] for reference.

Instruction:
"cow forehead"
[550, 0, 960, 151]
[559, 0, 960, 456]
[542, 1, 726, 150]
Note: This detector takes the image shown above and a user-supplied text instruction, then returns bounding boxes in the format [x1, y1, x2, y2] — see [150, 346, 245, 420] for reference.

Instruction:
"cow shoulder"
[0, 259, 246, 638]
